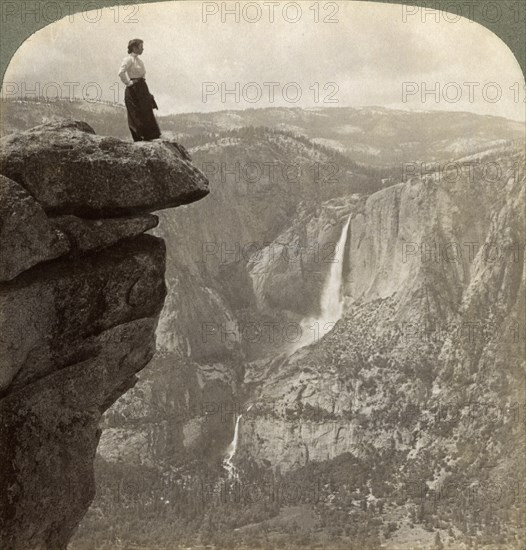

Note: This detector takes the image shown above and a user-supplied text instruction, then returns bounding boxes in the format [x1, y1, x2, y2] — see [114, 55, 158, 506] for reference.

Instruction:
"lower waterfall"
[223, 414, 242, 479]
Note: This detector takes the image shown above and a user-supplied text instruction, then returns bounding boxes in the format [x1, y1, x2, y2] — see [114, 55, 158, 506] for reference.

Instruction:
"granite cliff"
[0, 121, 209, 549]
[233, 144, 525, 546]
[240, 145, 525, 474]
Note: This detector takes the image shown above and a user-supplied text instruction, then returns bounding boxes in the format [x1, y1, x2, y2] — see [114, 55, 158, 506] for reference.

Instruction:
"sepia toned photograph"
[0, 1, 524, 549]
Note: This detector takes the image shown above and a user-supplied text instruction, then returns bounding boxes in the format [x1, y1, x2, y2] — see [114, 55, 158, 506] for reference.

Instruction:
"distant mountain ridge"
[2, 99, 523, 166]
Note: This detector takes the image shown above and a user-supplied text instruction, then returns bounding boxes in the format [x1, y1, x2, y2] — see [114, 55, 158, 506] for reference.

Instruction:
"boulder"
[52, 213, 158, 255]
[0, 234, 166, 392]
[0, 120, 209, 217]
[0, 175, 69, 281]
[0, 317, 158, 550]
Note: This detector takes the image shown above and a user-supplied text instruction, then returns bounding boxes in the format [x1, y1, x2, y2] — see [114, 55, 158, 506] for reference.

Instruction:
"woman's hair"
[127, 39, 143, 54]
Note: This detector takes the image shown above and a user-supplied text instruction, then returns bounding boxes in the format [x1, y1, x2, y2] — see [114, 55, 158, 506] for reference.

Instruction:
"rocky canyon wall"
[239, 145, 525, 483]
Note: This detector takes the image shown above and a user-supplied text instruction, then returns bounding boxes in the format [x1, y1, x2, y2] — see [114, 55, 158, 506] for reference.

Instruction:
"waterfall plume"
[223, 414, 242, 479]
[291, 215, 351, 352]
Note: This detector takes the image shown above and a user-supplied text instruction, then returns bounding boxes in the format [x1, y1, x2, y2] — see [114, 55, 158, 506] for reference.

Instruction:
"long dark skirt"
[124, 79, 161, 141]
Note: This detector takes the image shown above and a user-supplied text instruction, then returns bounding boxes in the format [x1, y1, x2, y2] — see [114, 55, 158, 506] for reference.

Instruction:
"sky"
[2, 0, 525, 121]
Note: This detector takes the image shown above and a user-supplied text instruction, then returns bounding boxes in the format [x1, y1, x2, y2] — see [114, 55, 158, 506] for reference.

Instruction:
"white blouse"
[118, 53, 146, 85]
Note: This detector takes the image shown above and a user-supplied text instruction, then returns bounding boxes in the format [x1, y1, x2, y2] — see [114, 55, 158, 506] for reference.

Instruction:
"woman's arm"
[118, 56, 133, 86]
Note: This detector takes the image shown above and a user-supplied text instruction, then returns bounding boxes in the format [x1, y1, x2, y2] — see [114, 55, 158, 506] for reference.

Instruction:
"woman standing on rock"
[118, 39, 161, 142]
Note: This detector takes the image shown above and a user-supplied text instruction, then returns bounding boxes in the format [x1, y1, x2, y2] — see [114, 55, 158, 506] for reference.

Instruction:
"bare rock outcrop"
[0, 121, 209, 549]
[0, 120, 208, 217]
[0, 175, 69, 281]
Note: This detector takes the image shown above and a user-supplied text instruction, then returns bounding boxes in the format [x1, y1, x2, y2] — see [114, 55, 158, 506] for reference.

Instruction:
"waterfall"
[317, 214, 351, 334]
[291, 215, 351, 352]
[223, 414, 242, 479]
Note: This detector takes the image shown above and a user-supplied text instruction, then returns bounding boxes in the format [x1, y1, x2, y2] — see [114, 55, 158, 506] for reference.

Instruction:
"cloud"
[2, 0, 524, 120]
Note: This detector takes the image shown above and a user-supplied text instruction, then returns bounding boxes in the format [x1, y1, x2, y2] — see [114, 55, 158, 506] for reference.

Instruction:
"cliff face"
[97, 355, 236, 468]
[246, 195, 364, 319]
[238, 144, 525, 499]
[0, 121, 209, 549]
